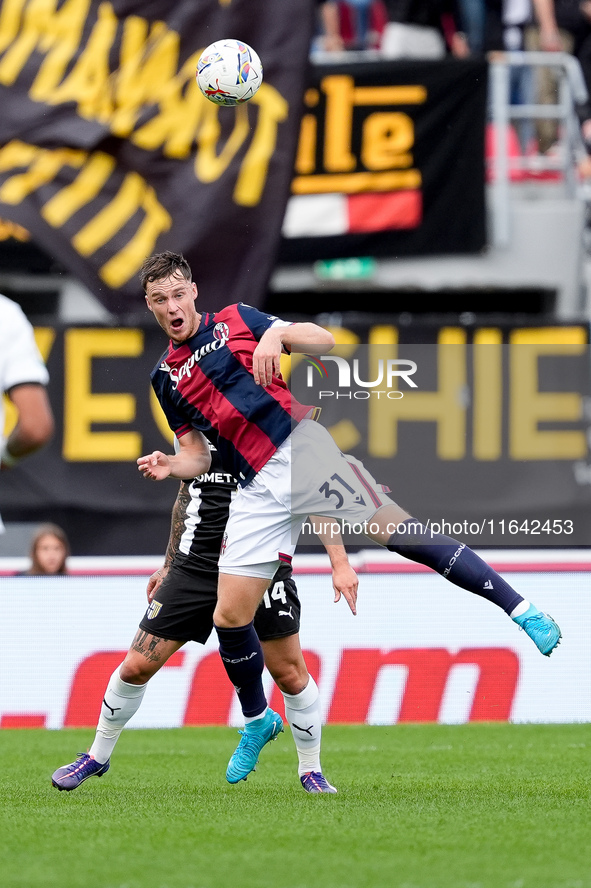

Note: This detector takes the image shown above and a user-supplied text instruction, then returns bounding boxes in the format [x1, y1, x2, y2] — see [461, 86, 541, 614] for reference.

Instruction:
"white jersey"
[0, 293, 49, 531]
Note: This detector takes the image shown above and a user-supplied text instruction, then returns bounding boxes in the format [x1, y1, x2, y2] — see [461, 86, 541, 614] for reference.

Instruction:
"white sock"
[282, 676, 323, 777]
[244, 708, 267, 725]
[511, 600, 532, 619]
[88, 667, 147, 764]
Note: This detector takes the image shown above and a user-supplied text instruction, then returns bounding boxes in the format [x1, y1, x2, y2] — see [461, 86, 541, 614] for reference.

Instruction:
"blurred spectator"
[0, 293, 54, 531]
[457, 0, 486, 53]
[23, 523, 70, 576]
[379, 0, 470, 58]
[317, 0, 346, 51]
[484, 0, 563, 152]
[316, 1, 388, 52]
[524, 0, 591, 156]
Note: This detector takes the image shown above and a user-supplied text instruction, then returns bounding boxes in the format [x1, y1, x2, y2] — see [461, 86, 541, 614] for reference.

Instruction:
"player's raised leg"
[262, 634, 336, 794]
[51, 632, 183, 791]
[214, 573, 284, 784]
[366, 505, 561, 656]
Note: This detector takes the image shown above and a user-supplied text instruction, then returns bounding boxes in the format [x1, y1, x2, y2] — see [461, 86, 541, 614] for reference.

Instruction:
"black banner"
[279, 57, 487, 263]
[1, 319, 590, 555]
[0, 0, 315, 313]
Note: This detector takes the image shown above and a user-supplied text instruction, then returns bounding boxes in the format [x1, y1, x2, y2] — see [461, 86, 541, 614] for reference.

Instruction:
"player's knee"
[213, 604, 252, 628]
[268, 660, 309, 695]
[119, 655, 154, 685]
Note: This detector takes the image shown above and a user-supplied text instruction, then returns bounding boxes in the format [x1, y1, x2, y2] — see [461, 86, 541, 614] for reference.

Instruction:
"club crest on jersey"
[146, 599, 163, 620]
[213, 322, 229, 341]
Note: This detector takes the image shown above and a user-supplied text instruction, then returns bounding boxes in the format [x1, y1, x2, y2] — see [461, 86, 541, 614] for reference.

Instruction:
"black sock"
[387, 519, 523, 614]
[214, 622, 267, 718]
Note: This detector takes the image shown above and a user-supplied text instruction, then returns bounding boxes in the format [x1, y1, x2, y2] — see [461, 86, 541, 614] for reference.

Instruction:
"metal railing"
[488, 51, 589, 247]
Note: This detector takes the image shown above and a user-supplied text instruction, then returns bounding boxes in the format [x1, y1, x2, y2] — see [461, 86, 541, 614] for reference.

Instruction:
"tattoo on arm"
[164, 481, 191, 567]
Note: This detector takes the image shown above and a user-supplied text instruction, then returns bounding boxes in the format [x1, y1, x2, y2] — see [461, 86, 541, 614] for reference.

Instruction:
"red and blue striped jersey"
[151, 303, 314, 486]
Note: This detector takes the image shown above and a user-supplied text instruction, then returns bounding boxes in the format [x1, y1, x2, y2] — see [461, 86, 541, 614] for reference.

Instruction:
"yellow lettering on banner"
[509, 327, 587, 459]
[29, 0, 91, 102]
[328, 327, 366, 451]
[353, 85, 427, 105]
[321, 78, 427, 173]
[323, 75, 356, 172]
[0, 6, 281, 202]
[295, 90, 320, 175]
[99, 186, 171, 287]
[64, 328, 143, 461]
[362, 112, 414, 170]
[369, 328, 466, 459]
[46, 1, 117, 123]
[42, 152, 116, 226]
[0, 140, 170, 285]
[33, 326, 56, 363]
[2, 326, 56, 437]
[295, 114, 317, 175]
[0, 217, 30, 241]
[71, 171, 171, 287]
[369, 325, 398, 345]
[72, 171, 144, 254]
[0, 0, 89, 85]
[295, 75, 425, 193]
[292, 170, 421, 194]
[132, 53, 204, 158]
[0, 140, 36, 173]
[195, 103, 251, 183]
[149, 387, 174, 446]
[110, 17, 179, 138]
[0, 144, 85, 204]
[234, 86, 288, 205]
[473, 328, 503, 461]
[0, 0, 26, 59]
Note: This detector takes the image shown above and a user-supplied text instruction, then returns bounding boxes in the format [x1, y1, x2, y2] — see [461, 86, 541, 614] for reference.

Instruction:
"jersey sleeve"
[150, 368, 194, 439]
[1, 300, 49, 391]
[236, 303, 292, 341]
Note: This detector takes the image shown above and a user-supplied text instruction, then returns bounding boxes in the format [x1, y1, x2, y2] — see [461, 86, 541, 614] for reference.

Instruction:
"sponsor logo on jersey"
[194, 471, 236, 485]
[159, 333, 229, 388]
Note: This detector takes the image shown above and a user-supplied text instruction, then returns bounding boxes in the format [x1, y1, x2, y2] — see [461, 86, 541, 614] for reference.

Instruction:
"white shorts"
[218, 419, 394, 579]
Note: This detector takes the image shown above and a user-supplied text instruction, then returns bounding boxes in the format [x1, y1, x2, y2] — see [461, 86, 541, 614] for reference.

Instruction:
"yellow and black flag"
[0, 0, 316, 312]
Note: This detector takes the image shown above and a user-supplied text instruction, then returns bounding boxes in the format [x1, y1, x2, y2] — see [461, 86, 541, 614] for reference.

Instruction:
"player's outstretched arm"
[253, 322, 335, 386]
[137, 429, 211, 482]
[311, 516, 358, 615]
[281, 322, 335, 356]
[1, 383, 54, 469]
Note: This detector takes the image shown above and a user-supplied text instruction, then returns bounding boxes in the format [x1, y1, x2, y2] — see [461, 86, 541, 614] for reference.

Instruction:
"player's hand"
[252, 329, 283, 386]
[332, 563, 358, 615]
[147, 565, 168, 602]
[137, 451, 172, 481]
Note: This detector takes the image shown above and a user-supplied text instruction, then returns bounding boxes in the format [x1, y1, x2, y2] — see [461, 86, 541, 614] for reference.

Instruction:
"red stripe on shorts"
[348, 462, 384, 509]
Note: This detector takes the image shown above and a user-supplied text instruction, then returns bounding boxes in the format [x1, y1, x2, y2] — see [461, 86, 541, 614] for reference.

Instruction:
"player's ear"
[145, 294, 153, 313]
[192, 282, 198, 302]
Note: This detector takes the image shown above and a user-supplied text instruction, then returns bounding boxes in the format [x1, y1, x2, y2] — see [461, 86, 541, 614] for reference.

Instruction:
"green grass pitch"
[1, 723, 590, 888]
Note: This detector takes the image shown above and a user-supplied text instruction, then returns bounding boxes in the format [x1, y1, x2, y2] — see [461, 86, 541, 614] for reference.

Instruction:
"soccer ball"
[196, 39, 263, 106]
